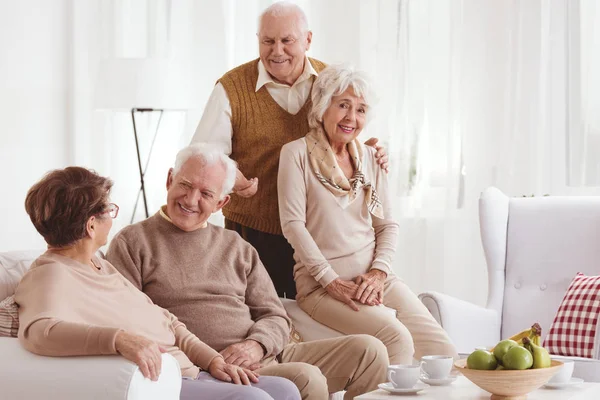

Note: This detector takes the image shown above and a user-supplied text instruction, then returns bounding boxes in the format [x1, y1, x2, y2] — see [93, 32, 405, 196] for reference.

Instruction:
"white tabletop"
[355, 376, 600, 399]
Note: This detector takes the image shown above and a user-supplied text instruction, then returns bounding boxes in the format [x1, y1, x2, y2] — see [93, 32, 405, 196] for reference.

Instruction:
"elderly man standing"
[106, 144, 388, 400]
[191, 1, 388, 298]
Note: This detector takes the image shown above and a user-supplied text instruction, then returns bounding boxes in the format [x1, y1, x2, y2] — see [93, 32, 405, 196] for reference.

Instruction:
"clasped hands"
[325, 269, 387, 311]
[115, 332, 262, 385]
[209, 339, 265, 384]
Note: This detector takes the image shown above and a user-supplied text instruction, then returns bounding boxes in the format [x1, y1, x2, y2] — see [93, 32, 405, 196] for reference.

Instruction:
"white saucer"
[543, 377, 584, 389]
[378, 382, 429, 394]
[420, 375, 457, 386]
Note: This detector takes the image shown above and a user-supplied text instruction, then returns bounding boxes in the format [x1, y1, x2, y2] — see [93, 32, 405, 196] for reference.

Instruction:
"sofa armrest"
[418, 291, 501, 354]
[0, 338, 181, 400]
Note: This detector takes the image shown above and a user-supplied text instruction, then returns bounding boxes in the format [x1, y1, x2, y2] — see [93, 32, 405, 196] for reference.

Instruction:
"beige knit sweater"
[15, 252, 221, 378]
[106, 212, 291, 359]
[278, 138, 400, 299]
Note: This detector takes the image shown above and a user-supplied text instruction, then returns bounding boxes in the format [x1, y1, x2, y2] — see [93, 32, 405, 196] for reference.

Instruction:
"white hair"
[308, 64, 375, 130]
[172, 144, 237, 198]
[258, 1, 309, 34]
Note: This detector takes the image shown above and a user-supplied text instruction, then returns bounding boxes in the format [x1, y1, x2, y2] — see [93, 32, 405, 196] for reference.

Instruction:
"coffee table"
[355, 376, 600, 399]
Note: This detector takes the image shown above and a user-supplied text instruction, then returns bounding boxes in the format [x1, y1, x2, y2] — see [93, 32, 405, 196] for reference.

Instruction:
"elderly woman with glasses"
[278, 65, 458, 365]
[15, 166, 300, 400]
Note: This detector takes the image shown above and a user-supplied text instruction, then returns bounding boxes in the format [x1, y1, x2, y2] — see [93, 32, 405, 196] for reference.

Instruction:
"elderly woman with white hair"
[278, 65, 458, 365]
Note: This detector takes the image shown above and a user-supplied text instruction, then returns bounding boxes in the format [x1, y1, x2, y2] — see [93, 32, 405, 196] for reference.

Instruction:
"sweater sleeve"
[106, 233, 143, 290]
[278, 142, 340, 287]
[243, 245, 291, 358]
[15, 264, 121, 356]
[368, 148, 400, 275]
[169, 312, 222, 370]
[19, 319, 120, 356]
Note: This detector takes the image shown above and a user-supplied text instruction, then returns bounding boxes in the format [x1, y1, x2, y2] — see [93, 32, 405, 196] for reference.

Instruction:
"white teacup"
[387, 365, 420, 389]
[548, 357, 574, 384]
[420, 355, 454, 379]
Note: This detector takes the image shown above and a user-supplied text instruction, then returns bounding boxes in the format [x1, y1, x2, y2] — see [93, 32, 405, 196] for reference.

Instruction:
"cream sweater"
[15, 252, 221, 378]
[278, 138, 400, 299]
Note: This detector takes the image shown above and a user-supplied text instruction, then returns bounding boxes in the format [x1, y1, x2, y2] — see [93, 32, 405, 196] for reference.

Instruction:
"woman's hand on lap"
[354, 269, 387, 306]
[325, 279, 360, 311]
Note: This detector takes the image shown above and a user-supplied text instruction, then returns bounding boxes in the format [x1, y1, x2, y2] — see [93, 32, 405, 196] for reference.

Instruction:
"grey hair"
[308, 64, 374, 130]
[258, 1, 309, 34]
[172, 144, 237, 198]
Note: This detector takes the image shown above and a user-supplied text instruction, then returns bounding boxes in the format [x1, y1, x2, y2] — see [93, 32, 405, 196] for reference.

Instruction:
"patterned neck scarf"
[305, 127, 383, 218]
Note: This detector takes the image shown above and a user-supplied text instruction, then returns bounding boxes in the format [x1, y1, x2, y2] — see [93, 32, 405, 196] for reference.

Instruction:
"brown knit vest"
[219, 57, 327, 235]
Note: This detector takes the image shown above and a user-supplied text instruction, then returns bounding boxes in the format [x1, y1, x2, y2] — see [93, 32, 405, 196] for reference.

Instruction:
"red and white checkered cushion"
[543, 273, 600, 359]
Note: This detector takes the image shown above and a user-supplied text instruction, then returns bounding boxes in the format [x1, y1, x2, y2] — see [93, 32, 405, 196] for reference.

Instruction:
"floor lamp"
[95, 58, 194, 223]
[131, 108, 163, 221]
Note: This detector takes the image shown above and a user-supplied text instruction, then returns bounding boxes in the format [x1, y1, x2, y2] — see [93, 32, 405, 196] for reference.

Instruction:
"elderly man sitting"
[106, 144, 388, 400]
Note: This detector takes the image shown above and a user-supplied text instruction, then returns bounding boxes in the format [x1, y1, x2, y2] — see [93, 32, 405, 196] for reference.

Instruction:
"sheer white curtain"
[69, 0, 600, 304]
[568, 0, 600, 186]
[358, 0, 600, 305]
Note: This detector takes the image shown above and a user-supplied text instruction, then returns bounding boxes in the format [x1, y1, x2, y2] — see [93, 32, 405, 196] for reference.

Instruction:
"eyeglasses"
[101, 203, 119, 219]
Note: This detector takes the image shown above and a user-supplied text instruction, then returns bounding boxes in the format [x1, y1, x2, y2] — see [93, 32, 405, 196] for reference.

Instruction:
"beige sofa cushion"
[0, 250, 42, 300]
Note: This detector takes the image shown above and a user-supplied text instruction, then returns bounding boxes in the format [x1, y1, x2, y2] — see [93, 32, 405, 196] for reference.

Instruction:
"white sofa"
[0, 250, 181, 400]
[418, 187, 600, 382]
[0, 250, 366, 400]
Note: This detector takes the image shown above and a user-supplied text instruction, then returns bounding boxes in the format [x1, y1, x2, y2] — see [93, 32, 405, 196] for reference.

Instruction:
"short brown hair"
[25, 167, 113, 247]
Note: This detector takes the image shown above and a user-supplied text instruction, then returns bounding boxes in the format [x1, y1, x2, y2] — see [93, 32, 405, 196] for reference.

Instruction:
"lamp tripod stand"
[131, 108, 164, 223]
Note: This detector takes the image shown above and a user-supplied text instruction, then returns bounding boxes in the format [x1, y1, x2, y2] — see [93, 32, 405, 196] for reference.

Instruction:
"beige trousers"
[258, 335, 388, 400]
[298, 276, 459, 365]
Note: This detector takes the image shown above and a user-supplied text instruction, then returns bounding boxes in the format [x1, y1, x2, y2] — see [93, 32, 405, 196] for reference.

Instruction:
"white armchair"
[0, 250, 181, 400]
[418, 187, 600, 382]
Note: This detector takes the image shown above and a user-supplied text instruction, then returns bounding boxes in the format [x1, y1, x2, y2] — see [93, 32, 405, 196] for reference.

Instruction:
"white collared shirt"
[191, 57, 318, 154]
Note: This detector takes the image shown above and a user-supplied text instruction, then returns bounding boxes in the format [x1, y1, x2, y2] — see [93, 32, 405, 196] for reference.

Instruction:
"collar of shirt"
[159, 205, 208, 229]
[256, 56, 318, 92]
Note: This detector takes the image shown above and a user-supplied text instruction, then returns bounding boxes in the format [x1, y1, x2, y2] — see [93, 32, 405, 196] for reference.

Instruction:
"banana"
[491, 325, 532, 352]
[509, 326, 533, 342]
[530, 323, 542, 346]
[523, 336, 551, 368]
[490, 323, 542, 351]
[516, 323, 542, 346]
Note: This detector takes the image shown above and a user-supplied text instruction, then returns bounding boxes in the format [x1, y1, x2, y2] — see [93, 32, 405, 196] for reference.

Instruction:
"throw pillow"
[544, 273, 600, 359]
[0, 295, 19, 337]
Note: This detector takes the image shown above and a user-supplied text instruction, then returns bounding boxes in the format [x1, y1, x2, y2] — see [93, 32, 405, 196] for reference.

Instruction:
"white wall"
[0, 0, 70, 251]
[1, 0, 599, 310]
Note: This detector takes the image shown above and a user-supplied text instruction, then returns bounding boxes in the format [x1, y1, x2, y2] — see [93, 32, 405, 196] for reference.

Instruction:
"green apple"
[502, 346, 534, 370]
[467, 350, 498, 370]
[493, 339, 519, 366]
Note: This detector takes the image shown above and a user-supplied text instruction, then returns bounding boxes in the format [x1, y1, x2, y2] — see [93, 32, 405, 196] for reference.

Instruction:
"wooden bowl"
[454, 359, 563, 400]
